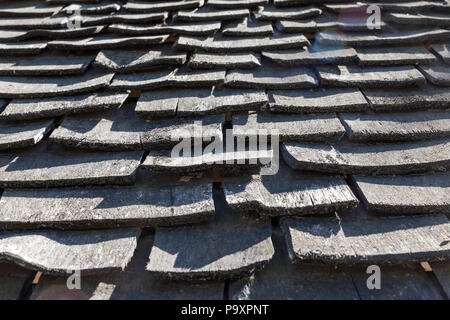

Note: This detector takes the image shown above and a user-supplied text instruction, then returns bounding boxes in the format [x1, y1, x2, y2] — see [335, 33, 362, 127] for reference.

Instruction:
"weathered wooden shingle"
[417, 61, 450, 86]
[262, 47, 357, 65]
[355, 47, 436, 66]
[387, 12, 450, 27]
[353, 173, 450, 215]
[94, 48, 187, 73]
[281, 215, 450, 264]
[188, 52, 261, 70]
[232, 112, 346, 142]
[316, 65, 426, 88]
[175, 33, 310, 52]
[255, 5, 321, 21]
[0, 1, 62, 17]
[226, 63, 318, 89]
[222, 18, 273, 36]
[0, 152, 143, 188]
[0, 69, 114, 99]
[0, 92, 129, 120]
[0, 54, 94, 76]
[0, 181, 214, 229]
[0, 228, 140, 274]
[123, 0, 203, 13]
[362, 86, 450, 111]
[108, 21, 221, 36]
[269, 88, 368, 113]
[0, 120, 54, 150]
[30, 235, 224, 300]
[146, 189, 274, 280]
[174, 7, 249, 22]
[282, 139, 450, 174]
[341, 112, 450, 142]
[49, 34, 169, 50]
[229, 228, 360, 300]
[223, 162, 358, 216]
[317, 28, 450, 47]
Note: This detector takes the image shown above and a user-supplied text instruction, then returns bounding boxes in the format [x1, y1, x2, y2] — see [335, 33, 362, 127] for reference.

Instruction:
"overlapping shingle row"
[0, 0, 448, 300]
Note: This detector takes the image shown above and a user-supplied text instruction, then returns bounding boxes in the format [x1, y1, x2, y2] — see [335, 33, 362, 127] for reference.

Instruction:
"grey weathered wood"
[232, 112, 346, 142]
[31, 235, 224, 300]
[0, 1, 62, 17]
[223, 161, 358, 216]
[108, 21, 221, 36]
[262, 47, 357, 65]
[355, 47, 436, 66]
[0, 152, 143, 188]
[123, 0, 203, 13]
[430, 42, 450, 64]
[174, 7, 249, 22]
[0, 41, 47, 55]
[175, 33, 310, 53]
[281, 215, 450, 264]
[351, 264, 446, 300]
[353, 173, 450, 215]
[94, 48, 187, 73]
[431, 261, 450, 298]
[188, 52, 261, 70]
[110, 69, 225, 91]
[142, 148, 273, 173]
[229, 228, 360, 300]
[0, 92, 129, 120]
[255, 5, 321, 21]
[0, 120, 54, 150]
[0, 262, 33, 300]
[387, 12, 450, 27]
[340, 112, 450, 141]
[48, 34, 169, 50]
[417, 61, 450, 86]
[316, 64, 426, 88]
[269, 88, 368, 113]
[222, 18, 273, 36]
[0, 54, 94, 76]
[209, 0, 268, 9]
[0, 228, 141, 274]
[177, 88, 267, 117]
[226, 63, 318, 89]
[0, 69, 114, 99]
[317, 28, 450, 47]
[282, 139, 450, 174]
[362, 86, 450, 111]
[0, 181, 214, 229]
[146, 190, 274, 280]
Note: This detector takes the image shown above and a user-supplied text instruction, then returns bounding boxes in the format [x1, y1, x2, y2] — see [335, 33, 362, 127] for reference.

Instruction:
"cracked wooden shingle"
[0, 120, 55, 150]
[188, 52, 261, 70]
[48, 34, 169, 50]
[108, 21, 220, 36]
[0, 69, 114, 99]
[355, 47, 436, 66]
[223, 162, 358, 217]
[341, 112, 450, 142]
